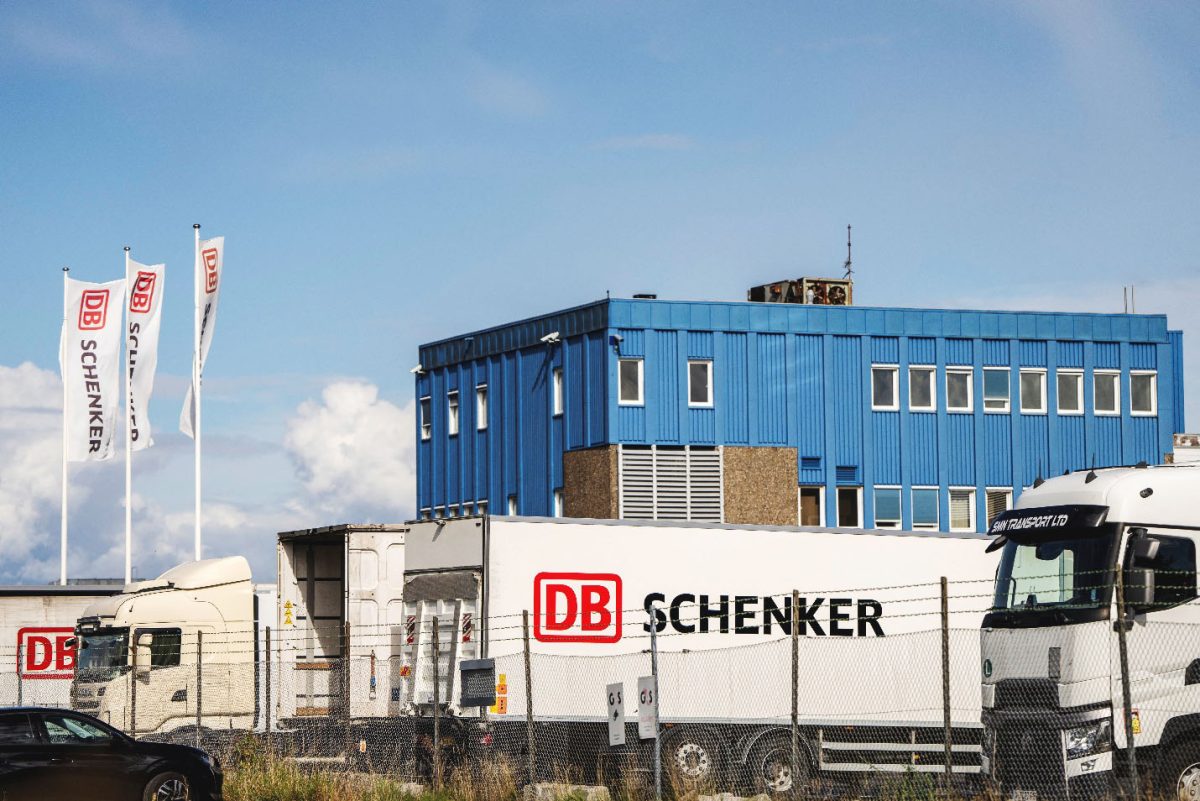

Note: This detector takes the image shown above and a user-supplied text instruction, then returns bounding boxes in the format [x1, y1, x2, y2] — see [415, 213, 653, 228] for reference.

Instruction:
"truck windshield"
[76, 629, 129, 679]
[989, 524, 1119, 626]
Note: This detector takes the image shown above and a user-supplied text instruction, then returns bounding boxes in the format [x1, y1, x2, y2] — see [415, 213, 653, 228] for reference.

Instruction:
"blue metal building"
[415, 298, 1186, 533]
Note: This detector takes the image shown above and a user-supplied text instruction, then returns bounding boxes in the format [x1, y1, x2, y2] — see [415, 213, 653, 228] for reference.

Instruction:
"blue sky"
[1, 1, 1197, 583]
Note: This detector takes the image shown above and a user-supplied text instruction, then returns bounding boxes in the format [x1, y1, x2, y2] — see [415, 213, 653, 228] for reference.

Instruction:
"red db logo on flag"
[129, 271, 157, 314]
[533, 572, 622, 644]
[17, 628, 77, 680]
[202, 247, 219, 294]
[78, 289, 110, 330]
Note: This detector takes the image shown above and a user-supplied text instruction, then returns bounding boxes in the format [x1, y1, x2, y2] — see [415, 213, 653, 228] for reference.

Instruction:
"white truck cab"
[71, 557, 262, 735]
[981, 464, 1200, 800]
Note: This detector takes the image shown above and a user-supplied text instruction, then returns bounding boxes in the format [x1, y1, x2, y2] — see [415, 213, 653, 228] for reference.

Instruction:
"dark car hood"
[131, 739, 213, 765]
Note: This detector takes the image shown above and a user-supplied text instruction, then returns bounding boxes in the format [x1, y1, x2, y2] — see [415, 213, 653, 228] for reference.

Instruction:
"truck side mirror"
[64, 637, 78, 650]
[1123, 567, 1155, 610]
[1130, 535, 1161, 567]
[135, 632, 153, 677]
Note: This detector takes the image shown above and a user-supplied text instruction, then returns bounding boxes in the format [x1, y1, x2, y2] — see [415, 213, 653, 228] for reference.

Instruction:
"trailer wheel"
[1158, 740, 1200, 801]
[749, 734, 812, 797]
[664, 727, 725, 788]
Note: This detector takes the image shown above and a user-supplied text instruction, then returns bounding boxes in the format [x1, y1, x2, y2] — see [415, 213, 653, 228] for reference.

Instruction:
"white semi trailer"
[402, 516, 1000, 793]
[980, 464, 1200, 801]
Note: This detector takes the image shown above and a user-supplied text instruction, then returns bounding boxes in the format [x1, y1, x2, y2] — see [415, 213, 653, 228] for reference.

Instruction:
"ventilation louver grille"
[619, 446, 724, 523]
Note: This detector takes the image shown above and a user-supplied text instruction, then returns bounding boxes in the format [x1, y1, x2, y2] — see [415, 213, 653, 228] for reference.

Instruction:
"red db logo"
[129, 271, 157, 313]
[17, 628, 77, 680]
[202, 247, 219, 294]
[78, 289, 110, 330]
[533, 572, 622, 643]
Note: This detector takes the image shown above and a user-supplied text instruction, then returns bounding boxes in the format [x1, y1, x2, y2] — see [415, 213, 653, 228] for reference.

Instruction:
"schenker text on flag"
[126, 259, 165, 451]
[60, 277, 127, 461]
[180, 236, 223, 439]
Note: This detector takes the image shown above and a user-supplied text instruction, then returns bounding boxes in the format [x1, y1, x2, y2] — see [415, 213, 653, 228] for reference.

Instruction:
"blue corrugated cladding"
[417, 299, 1182, 528]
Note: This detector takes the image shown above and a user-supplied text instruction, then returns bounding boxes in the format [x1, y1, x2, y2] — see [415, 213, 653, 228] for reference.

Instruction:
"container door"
[346, 528, 406, 718]
[282, 538, 344, 718]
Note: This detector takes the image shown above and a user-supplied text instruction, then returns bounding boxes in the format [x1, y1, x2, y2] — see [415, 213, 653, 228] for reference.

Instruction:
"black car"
[0, 707, 221, 800]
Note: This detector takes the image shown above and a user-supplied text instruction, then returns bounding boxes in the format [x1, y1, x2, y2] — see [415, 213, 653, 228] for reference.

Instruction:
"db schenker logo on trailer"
[533, 572, 622, 643]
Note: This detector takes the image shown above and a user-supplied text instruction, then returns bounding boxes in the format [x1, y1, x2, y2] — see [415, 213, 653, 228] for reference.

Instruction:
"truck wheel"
[1159, 741, 1200, 801]
[664, 727, 725, 788]
[749, 734, 811, 796]
[143, 771, 190, 801]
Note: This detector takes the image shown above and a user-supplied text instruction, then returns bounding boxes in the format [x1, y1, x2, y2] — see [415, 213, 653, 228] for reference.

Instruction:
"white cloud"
[467, 64, 548, 117]
[4, 0, 196, 69]
[283, 381, 415, 521]
[592, 133, 697, 152]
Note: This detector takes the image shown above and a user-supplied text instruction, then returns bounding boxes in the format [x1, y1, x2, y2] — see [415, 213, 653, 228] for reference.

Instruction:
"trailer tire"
[1157, 740, 1200, 801]
[663, 727, 725, 789]
[749, 733, 812, 797]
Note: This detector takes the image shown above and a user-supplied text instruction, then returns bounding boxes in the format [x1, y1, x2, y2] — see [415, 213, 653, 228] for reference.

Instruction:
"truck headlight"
[1065, 719, 1112, 759]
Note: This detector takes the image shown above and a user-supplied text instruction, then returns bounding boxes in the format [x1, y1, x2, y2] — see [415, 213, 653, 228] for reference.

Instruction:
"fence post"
[941, 577, 952, 788]
[432, 616, 442, 790]
[16, 644, 22, 706]
[196, 630, 203, 747]
[650, 616, 662, 801]
[791, 589, 800, 793]
[344, 621, 353, 772]
[1116, 570, 1139, 799]
[265, 626, 272, 755]
[130, 635, 137, 736]
[523, 609, 536, 787]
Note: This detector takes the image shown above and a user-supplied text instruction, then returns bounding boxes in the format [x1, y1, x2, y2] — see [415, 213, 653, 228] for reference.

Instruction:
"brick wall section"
[723, 446, 798, 526]
[563, 445, 619, 519]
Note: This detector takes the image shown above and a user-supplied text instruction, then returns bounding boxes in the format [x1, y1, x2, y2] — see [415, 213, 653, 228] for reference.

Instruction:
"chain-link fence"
[3, 573, 1193, 800]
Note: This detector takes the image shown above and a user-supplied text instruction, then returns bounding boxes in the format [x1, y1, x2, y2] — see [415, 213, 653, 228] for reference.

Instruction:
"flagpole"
[61, 266, 70, 587]
[193, 224, 202, 562]
[124, 246, 133, 585]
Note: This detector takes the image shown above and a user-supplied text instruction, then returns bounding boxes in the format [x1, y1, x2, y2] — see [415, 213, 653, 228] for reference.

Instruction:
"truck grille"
[994, 679, 1058, 709]
[995, 724, 1065, 799]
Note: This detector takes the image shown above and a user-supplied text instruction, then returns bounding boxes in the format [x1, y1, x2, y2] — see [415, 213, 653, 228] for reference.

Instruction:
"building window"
[871, 366, 899, 411]
[985, 489, 1012, 526]
[448, 504, 459, 518]
[688, 360, 713, 407]
[1131, 371, 1157, 416]
[909, 366, 935, 412]
[983, 369, 1010, 413]
[874, 487, 901, 528]
[434, 506, 445, 519]
[476, 385, 488, 430]
[420, 397, 432, 440]
[836, 487, 862, 528]
[553, 489, 564, 518]
[912, 488, 939, 530]
[477, 500, 488, 516]
[447, 391, 460, 436]
[1094, 371, 1119, 416]
[619, 445, 723, 522]
[1019, 370, 1046, 414]
[552, 367, 564, 416]
[798, 487, 823, 526]
[946, 368, 973, 413]
[507, 495, 518, 516]
[419, 508, 432, 520]
[619, 359, 644, 405]
[1057, 371, 1083, 415]
[949, 489, 975, 532]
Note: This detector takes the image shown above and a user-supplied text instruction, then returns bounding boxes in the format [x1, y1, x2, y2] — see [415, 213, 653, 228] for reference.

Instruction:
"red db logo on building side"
[17, 628, 77, 680]
[533, 572, 622, 643]
[78, 289, 110, 330]
[202, 247, 219, 294]
[129, 271, 157, 313]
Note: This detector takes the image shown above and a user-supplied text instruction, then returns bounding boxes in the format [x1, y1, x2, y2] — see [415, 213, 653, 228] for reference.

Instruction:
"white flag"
[60, 277, 127, 461]
[126, 259, 165, 452]
[180, 236, 223, 439]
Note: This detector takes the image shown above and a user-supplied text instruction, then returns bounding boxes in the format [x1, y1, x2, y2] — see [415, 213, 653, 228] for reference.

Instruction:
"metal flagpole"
[193, 224, 202, 562]
[61, 266, 70, 586]
[124, 247, 133, 585]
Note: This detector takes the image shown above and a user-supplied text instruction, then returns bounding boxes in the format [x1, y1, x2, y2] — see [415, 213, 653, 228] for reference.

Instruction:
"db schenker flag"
[126, 259, 165, 452]
[180, 236, 223, 439]
[60, 277, 127, 461]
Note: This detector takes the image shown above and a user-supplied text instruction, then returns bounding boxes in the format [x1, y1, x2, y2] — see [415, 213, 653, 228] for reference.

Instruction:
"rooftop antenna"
[1123, 287, 1128, 314]
[842, 224, 853, 280]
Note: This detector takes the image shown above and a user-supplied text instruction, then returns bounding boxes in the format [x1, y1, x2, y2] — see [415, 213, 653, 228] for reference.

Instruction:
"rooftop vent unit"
[747, 277, 853, 306]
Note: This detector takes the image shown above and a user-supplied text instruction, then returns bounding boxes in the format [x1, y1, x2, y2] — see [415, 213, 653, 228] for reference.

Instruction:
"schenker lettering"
[79, 340, 104, 452]
[127, 322, 142, 441]
[643, 593, 885, 637]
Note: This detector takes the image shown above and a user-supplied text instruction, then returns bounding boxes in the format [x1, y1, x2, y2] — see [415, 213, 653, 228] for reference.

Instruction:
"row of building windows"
[799, 485, 1014, 531]
[870, 365, 1156, 416]
[420, 490, 566, 520]
[419, 368, 569, 441]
